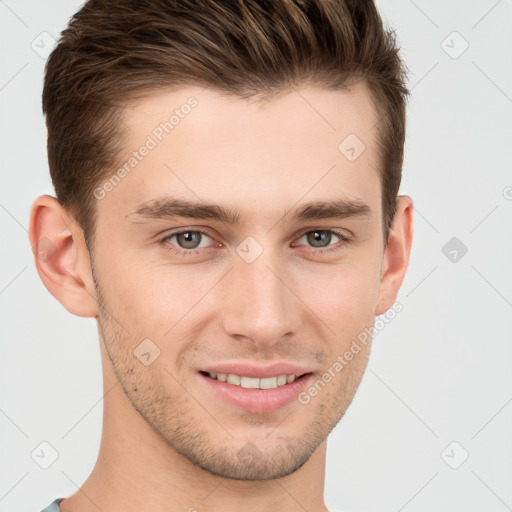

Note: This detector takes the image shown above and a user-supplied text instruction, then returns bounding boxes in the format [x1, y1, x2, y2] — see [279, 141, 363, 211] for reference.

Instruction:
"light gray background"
[1, 1, 511, 511]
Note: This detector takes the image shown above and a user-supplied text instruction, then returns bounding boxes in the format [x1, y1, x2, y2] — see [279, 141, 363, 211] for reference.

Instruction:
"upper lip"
[200, 362, 313, 379]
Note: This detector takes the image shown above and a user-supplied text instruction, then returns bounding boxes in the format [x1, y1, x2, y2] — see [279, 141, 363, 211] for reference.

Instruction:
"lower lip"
[198, 372, 313, 413]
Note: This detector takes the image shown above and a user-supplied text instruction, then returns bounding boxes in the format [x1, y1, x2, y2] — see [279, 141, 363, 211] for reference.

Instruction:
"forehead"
[100, 83, 382, 225]
[122, 82, 378, 153]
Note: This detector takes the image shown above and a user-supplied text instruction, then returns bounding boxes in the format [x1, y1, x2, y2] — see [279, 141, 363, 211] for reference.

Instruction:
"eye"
[159, 228, 350, 258]
[161, 229, 218, 255]
[294, 229, 350, 251]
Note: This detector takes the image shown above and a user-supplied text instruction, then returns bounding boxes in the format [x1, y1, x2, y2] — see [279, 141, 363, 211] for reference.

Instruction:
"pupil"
[308, 230, 331, 247]
[178, 231, 200, 248]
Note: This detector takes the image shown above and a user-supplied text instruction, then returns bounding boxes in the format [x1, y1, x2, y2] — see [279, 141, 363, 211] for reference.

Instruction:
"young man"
[30, 1, 413, 511]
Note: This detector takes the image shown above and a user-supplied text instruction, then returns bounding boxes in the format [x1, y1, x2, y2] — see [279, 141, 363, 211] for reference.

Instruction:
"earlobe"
[375, 195, 414, 316]
[28, 195, 98, 318]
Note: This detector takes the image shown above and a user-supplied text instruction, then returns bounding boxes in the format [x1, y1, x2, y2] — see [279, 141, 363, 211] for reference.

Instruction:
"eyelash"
[159, 228, 351, 257]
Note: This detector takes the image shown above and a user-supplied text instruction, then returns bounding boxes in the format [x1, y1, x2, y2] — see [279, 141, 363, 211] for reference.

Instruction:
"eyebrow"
[127, 196, 372, 225]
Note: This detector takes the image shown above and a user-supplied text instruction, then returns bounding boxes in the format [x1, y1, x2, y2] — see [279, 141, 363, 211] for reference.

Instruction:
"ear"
[375, 195, 414, 315]
[28, 195, 98, 317]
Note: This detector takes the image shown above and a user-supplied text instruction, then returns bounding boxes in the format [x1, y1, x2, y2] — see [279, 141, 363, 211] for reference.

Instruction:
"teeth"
[260, 376, 277, 389]
[240, 376, 260, 389]
[227, 374, 241, 385]
[207, 372, 300, 389]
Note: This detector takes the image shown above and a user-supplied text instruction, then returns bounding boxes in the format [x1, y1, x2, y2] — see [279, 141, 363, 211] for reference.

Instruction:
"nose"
[220, 246, 302, 348]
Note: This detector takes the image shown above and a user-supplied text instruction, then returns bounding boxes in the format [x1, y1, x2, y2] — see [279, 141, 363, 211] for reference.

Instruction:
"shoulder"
[39, 498, 63, 512]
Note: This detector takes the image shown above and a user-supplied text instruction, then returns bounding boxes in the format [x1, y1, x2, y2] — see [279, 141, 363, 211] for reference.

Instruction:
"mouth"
[199, 371, 308, 389]
[197, 369, 314, 413]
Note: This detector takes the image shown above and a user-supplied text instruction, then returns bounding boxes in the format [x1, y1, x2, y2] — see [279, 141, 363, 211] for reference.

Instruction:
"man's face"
[91, 83, 386, 480]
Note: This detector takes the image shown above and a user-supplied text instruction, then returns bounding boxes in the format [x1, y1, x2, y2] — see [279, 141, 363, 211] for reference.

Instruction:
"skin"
[29, 83, 413, 512]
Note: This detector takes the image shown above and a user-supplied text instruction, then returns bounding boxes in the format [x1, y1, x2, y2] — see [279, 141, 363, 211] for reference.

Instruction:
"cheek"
[92, 240, 168, 337]
[98, 244, 220, 343]
[296, 252, 382, 329]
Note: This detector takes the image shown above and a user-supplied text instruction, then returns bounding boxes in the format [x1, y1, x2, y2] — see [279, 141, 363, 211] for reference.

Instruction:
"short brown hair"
[43, 0, 409, 248]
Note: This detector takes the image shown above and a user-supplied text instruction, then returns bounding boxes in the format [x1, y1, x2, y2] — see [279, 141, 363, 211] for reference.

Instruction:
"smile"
[204, 372, 303, 389]
[198, 370, 313, 413]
